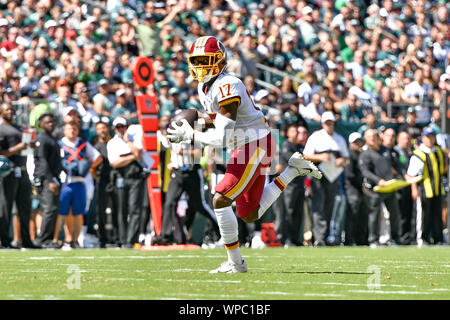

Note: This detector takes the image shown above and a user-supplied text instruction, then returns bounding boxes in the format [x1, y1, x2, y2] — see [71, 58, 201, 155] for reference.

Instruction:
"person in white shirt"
[297, 73, 319, 107]
[303, 111, 349, 246]
[402, 69, 426, 104]
[300, 92, 322, 122]
[107, 117, 147, 248]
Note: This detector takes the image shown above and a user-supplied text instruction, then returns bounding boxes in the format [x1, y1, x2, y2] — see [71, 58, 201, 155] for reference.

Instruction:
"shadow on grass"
[279, 271, 371, 275]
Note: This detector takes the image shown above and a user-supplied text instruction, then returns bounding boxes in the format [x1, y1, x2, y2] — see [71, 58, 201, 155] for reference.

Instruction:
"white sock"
[257, 166, 298, 219]
[214, 206, 243, 265]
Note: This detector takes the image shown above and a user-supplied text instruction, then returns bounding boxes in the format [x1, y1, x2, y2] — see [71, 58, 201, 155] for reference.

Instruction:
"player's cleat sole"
[288, 152, 322, 179]
[209, 260, 248, 274]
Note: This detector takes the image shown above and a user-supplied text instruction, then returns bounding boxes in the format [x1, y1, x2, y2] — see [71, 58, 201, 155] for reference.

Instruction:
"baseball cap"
[302, 6, 313, 15]
[113, 117, 128, 127]
[0, 18, 9, 27]
[366, 61, 376, 69]
[45, 20, 58, 29]
[440, 73, 449, 82]
[16, 36, 30, 47]
[159, 80, 170, 87]
[375, 60, 385, 69]
[327, 61, 337, 70]
[116, 89, 126, 97]
[144, 13, 155, 20]
[80, 20, 91, 30]
[98, 79, 109, 86]
[379, 8, 389, 18]
[168, 87, 180, 95]
[255, 89, 269, 102]
[39, 76, 51, 84]
[56, 79, 69, 87]
[349, 132, 363, 143]
[321, 111, 336, 123]
[63, 106, 78, 117]
[65, 29, 77, 38]
[398, 14, 407, 22]
[49, 42, 61, 50]
[422, 127, 435, 136]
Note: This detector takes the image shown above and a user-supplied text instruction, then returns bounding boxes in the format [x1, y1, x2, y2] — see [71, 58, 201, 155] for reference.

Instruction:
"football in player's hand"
[169, 109, 198, 130]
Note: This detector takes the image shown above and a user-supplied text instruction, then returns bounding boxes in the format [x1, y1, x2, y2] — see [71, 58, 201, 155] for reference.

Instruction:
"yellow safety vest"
[412, 145, 445, 198]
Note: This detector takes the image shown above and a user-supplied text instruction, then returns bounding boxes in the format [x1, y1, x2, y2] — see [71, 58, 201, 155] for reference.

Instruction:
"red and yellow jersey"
[198, 73, 270, 148]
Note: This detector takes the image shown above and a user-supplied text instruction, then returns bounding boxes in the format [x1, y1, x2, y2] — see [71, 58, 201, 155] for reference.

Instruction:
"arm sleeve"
[193, 113, 236, 148]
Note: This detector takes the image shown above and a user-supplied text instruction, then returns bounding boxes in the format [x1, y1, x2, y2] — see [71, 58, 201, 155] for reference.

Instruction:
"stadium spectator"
[275, 123, 307, 247]
[58, 121, 102, 250]
[394, 130, 415, 245]
[339, 93, 364, 123]
[107, 117, 146, 248]
[344, 132, 368, 246]
[0, 102, 37, 248]
[399, 107, 422, 145]
[300, 92, 322, 122]
[93, 121, 117, 248]
[33, 112, 62, 249]
[303, 111, 349, 246]
[406, 127, 447, 246]
[359, 129, 402, 247]
[0, 156, 9, 248]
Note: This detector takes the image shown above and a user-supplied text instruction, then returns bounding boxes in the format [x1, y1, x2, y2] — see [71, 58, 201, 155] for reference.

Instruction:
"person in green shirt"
[340, 94, 365, 122]
[363, 62, 377, 93]
[159, 88, 181, 117]
[133, 4, 184, 58]
[340, 35, 359, 62]
[111, 89, 137, 120]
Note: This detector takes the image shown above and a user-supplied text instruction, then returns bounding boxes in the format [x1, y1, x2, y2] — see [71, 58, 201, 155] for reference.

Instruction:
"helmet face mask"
[188, 37, 227, 83]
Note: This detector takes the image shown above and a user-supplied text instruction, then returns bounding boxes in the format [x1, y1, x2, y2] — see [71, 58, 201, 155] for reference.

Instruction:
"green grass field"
[0, 246, 449, 300]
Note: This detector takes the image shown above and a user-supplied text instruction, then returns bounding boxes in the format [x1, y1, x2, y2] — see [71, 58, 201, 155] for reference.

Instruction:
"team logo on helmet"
[188, 36, 227, 83]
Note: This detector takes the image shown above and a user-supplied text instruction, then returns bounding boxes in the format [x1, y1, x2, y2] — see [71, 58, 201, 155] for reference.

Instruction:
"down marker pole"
[132, 56, 162, 237]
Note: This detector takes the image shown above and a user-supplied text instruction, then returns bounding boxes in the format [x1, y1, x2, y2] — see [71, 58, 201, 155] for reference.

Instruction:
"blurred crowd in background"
[0, 0, 449, 249]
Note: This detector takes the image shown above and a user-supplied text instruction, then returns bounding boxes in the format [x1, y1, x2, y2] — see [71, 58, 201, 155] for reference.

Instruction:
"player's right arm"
[193, 101, 238, 147]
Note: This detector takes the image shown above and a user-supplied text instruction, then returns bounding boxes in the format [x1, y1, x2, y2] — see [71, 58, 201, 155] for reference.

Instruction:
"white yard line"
[304, 293, 346, 297]
[348, 290, 435, 295]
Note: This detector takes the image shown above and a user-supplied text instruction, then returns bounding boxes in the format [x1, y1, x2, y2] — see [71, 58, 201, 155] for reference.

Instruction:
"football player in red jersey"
[167, 36, 322, 273]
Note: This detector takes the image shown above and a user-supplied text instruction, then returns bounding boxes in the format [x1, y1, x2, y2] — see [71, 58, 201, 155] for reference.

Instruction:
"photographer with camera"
[33, 113, 63, 249]
[107, 117, 147, 248]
